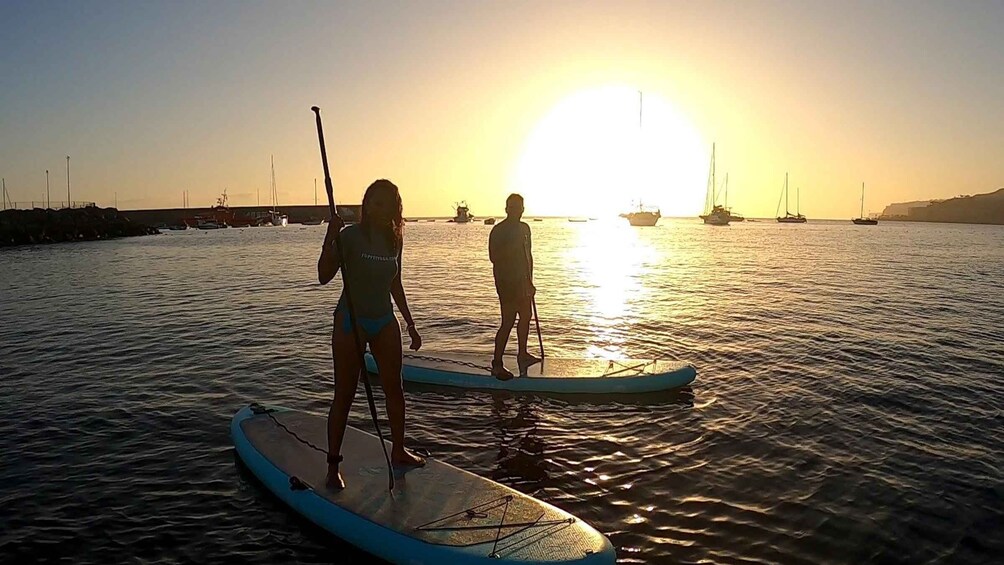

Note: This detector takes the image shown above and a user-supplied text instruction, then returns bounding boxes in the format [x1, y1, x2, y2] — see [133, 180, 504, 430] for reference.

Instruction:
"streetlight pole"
[46, 170, 50, 209]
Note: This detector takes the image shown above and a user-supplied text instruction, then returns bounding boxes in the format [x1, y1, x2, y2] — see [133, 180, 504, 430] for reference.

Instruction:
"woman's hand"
[406, 324, 422, 351]
[324, 216, 345, 245]
[318, 216, 345, 285]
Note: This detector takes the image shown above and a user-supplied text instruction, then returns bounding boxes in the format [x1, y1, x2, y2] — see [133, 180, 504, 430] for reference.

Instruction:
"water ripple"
[1, 220, 1002, 564]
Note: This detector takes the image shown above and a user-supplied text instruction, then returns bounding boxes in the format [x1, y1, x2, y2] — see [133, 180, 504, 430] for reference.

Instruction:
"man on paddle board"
[489, 193, 541, 379]
[318, 179, 426, 489]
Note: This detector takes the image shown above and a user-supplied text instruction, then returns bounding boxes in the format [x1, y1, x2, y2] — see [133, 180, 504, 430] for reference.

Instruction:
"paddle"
[532, 295, 544, 361]
[311, 106, 395, 491]
[524, 223, 544, 362]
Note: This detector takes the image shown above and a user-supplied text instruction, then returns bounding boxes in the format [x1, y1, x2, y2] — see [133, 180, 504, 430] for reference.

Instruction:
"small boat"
[621, 204, 661, 226]
[301, 219, 325, 226]
[776, 173, 807, 223]
[568, 218, 588, 223]
[483, 217, 496, 225]
[451, 201, 474, 223]
[852, 182, 878, 225]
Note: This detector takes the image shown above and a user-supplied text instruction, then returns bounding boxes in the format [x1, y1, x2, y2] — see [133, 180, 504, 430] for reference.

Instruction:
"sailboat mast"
[638, 90, 643, 129]
[712, 143, 716, 207]
[725, 173, 729, 208]
[785, 172, 789, 215]
[797, 186, 800, 215]
[860, 182, 865, 218]
[637, 91, 643, 212]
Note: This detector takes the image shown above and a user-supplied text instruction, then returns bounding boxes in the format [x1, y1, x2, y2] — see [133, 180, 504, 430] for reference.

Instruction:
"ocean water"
[1, 219, 1002, 564]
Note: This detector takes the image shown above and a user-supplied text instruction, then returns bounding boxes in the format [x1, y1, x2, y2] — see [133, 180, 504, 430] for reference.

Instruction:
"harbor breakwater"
[119, 205, 359, 227]
[0, 206, 159, 247]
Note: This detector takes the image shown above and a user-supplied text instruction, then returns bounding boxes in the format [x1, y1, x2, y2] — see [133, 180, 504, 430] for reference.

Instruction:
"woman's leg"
[327, 310, 363, 489]
[368, 318, 425, 467]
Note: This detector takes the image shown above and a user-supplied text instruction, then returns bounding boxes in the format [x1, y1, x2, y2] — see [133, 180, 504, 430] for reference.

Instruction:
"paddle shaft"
[524, 227, 544, 361]
[532, 295, 544, 361]
[311, 106, 394, 491]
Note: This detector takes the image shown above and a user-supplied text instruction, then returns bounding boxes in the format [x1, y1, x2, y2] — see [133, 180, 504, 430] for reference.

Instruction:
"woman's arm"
[317, 219, 344, 285]
[390, 243, 422, 350]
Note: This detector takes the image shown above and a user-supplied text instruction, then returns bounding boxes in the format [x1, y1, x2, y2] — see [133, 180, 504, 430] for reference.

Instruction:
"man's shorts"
[495, 281, 531, 311]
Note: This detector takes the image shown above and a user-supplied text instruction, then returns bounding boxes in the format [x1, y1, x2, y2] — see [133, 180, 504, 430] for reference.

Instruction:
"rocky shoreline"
[879, 188, 1004, 225]
[0, 206, 159, 247]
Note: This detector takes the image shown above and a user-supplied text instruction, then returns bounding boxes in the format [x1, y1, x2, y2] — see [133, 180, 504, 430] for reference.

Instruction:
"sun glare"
[565, 220, 659, 358]
[511, 85, 707, 218]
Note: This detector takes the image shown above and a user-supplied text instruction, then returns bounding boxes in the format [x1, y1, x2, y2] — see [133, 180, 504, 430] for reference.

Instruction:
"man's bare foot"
[517, 352, 541, 370]
[391, 448, 426, 468]
[491, 360, 514, 381]
[325, 464, 346, 490]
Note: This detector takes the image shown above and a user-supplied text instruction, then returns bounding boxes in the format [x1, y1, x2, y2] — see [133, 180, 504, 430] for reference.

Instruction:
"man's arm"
[524, 223, 533, 282]
[488, 225, 499, 265]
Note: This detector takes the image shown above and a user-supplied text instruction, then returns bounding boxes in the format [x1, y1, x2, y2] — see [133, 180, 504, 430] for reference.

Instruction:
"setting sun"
[511, 85, 707, 218]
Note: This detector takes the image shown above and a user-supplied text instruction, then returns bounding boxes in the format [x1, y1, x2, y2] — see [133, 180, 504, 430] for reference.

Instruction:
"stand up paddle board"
[364, 352, 696, 394]
[231, 404, 615, 564]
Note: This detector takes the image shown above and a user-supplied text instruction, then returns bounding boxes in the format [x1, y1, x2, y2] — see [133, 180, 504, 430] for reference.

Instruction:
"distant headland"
[879, 188, 1004, 225]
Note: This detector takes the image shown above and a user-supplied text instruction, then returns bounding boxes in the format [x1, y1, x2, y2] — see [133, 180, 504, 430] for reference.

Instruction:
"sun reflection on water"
[565, 220, 661, 358]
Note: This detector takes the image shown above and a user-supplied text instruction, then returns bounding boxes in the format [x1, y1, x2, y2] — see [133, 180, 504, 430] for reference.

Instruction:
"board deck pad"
[237, 407, 611, 561]
[401, 353, 682, 378]
[365, 352, 697, 393]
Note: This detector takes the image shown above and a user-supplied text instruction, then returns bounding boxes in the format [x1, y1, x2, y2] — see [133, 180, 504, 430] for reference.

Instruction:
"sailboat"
[268, 155, 288, 227]
[622, 91, 661, 227]
[776, 173, 807, 223]
[852, 182, 878, 225]
[699, 143, 730, 225]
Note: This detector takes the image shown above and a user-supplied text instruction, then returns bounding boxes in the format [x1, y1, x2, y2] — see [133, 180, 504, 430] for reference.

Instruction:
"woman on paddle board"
[317, 179, 425, 489]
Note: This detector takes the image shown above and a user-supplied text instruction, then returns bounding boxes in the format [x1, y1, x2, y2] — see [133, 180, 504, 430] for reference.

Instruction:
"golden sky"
[1, 1, 1001, 218]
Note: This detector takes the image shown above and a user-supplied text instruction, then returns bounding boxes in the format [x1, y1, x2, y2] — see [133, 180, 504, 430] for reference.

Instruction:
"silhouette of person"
[489, 193, 541, 379]
[317, 179, 425, 489]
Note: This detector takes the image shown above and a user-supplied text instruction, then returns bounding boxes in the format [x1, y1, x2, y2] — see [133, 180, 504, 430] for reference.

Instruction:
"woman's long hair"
[359, 179, 404, 250]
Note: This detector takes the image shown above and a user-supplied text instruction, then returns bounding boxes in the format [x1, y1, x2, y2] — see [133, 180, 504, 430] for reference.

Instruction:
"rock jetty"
[0, 206, 159, 247]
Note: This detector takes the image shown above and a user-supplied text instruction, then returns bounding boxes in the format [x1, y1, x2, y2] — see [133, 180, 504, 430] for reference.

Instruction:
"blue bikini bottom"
[336, 309, 396, 338]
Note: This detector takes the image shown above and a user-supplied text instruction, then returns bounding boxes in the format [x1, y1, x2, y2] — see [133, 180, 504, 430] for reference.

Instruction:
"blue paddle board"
[365, 352, 696, 393]
[231, 404, 615, 564]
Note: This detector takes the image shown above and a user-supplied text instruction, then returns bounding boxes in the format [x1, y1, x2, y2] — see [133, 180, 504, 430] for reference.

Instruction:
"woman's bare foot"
[391, 448, 426, 468]
[325, 464, 346, 490]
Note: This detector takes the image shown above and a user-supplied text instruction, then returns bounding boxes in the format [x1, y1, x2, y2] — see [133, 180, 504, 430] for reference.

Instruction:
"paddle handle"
[311, 106, 339, 220]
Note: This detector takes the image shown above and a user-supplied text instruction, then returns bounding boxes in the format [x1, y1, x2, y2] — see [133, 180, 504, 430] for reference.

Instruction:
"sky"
[1, 0, 1001, 219]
